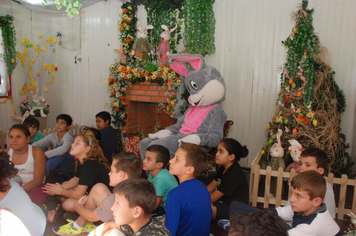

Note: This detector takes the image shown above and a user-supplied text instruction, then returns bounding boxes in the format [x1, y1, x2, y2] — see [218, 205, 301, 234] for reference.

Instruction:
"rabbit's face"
[288, 146, 301, 162]
[160, 31, 170, 40]
[137, 29, 147, 39]
[185, 67, 225, 107]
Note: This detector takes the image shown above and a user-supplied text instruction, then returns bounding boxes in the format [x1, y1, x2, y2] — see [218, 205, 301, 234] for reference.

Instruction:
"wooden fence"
[249, 151, 356, 220]
[0, 123, 80, 150]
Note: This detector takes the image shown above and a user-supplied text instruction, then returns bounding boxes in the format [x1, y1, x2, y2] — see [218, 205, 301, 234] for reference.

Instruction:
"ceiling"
[12, 0, 102, 14]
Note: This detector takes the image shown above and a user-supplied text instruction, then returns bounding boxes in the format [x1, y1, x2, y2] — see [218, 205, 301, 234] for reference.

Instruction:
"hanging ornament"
[39, 34, 43, 38]
[36, 72, 40, 77]
[55, 67, 58, 71]
[285, 97, 290, 103]
[32, 59, 35, 64]
[297, 91, 302, 97]
[313, 119, 317, 126]
[289, 78, 294, 84]
[266, 124, 271, 129]
[11, 58, 15, 63]
[45, 87, 48, 92]
[284, 118, 289, 125]
[261, 150, 265, 155]
[292, 128, 298, 134]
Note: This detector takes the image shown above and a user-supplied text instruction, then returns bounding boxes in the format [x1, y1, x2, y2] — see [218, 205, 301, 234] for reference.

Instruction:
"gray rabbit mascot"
[139, 54, 227, 158]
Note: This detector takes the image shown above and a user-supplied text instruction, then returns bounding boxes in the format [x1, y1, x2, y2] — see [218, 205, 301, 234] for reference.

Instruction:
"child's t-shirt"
[29, 131, 45, 144]
[165, 178, 212, 236]
[33, 131, 74, 158]
[99, 126, 118, 163]
[214, 162, 249, 205]
[148, 169, 178, 208]
[275, 203, 341, 236]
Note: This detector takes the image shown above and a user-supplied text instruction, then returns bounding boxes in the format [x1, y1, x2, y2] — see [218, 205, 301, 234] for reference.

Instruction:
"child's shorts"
[96, 194, 115, 222]
[214, 201, 230, 221]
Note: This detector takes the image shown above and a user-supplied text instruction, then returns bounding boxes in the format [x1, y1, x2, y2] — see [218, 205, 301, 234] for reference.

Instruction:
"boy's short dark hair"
[179, 142, 207, 177]
[291, 170, 326, 201]
[56, 114, 73, 126]
[300, 147, 328, 170]
[146, 145, 170, 168]
[229, 210, 289, 236]
[112, 152, 142, 179]
[96, 111, 111, 124]
[113, 179, 156, 217]
[23, 116, 40, 130]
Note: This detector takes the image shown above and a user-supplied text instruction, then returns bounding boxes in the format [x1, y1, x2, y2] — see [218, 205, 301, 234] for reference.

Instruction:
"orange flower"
[115, 107, 119, 111]
[111, 104, 114, 107]
[121, 23, 124, 28]
[130, 14, 133, 18]
[120, 96, 124, 100]
[168, 79, 172, 85]
[128, 68, 133, 73]
[144, 72, 149, 76]
[119, 28, 122, 32]
[304, 51, 307, 56]
[303, 118, 308, 123]
[175, 77, 180, 81]
[111, 92, 115, 96]
[123, 8, 127, 13]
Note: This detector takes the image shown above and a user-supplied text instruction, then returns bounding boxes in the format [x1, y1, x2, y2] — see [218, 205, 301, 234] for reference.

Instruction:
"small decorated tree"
[261, 0, 350, 174]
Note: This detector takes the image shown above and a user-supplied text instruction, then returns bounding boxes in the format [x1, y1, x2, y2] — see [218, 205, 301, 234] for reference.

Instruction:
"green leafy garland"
[42, 0, 82, 18]
[183, 0, 215, 55]
[145, 0, 183, 60]
[0, 15, 17, 75]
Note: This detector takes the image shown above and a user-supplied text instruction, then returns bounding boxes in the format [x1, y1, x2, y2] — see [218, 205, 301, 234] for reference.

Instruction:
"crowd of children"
[0, 110, 343, 236]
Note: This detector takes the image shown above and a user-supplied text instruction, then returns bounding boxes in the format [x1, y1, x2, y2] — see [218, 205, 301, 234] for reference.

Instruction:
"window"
[0, 28, 10, 97]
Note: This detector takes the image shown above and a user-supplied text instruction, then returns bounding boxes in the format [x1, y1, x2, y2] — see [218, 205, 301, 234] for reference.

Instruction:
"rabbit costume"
[139, 54, 227, 158]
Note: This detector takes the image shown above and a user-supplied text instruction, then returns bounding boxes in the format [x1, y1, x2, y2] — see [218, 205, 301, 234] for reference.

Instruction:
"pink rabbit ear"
[169, 54, 204, 71]
[170, 61, 189, 76]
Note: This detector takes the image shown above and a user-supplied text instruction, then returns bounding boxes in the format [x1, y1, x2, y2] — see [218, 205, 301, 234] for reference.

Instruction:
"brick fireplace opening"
[121, 81, 176, 137]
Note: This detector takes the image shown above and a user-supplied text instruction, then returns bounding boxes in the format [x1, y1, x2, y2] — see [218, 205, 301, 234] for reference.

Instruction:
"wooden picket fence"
[249, 151, 356, 220]
[0, 123, 80, 150]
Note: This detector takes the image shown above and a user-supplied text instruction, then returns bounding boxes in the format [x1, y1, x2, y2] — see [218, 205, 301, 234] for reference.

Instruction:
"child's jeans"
[45, 152, 75, 177]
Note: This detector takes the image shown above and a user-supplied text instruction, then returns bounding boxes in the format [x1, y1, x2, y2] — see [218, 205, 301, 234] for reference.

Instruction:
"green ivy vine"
[183, 0, 215, 55]
[0, 15, 17, 75]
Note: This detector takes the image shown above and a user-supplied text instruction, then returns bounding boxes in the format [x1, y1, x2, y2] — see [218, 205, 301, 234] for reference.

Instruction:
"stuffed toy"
[285, 139, 303, 173]
[157, 24, 177, 65]
[139, 54, 227, 158]
[29, 89, 47, 117]
[131, 22, 154, 68]
[269, 129, 285, 170]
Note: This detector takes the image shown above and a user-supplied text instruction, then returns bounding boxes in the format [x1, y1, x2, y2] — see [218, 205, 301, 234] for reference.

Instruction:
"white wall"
[0, 0, 355, 167]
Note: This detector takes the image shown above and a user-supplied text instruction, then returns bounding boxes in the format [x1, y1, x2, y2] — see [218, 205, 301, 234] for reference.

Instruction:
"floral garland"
[107, 63, 181, 128]
[108, 3, 182, 128]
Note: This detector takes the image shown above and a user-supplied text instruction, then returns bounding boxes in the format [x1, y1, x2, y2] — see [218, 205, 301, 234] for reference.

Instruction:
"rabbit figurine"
[285, 139, 303, 173]
[269, 129, 285, 170]
[157, 24, 177, 65]
[139, 54, 227, 158]
[131, 22, 154, 68]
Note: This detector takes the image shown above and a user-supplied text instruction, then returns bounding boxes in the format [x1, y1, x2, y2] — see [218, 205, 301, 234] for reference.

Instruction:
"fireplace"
[122, 81, 176, 137]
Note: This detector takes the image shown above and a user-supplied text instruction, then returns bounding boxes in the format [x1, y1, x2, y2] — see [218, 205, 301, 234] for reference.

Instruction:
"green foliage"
[146, 5, 183, 61]
[183, 0, 215, 55]
[0, 15, 17, 75]
[42, 0, 82, 18]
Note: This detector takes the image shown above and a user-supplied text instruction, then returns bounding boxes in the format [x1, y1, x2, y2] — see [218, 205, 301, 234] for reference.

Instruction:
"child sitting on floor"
[33, 114, 75, 176]
[53, 152, 143, 235]
[273, 170, 341, 236]
[143, 145, 178, 218]
[43, 134, 110, 223]
[91, 179, 171, 236]
[23, 116, 45, 144]
[96, 111, 118, 163]
[207, 138, 249, 222]
[165, 142, 212, 236]
[220, 147, 336, 231]
[6, 124, 47, 204]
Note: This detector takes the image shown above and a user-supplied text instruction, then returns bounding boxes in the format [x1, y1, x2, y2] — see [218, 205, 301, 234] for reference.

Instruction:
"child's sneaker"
[82, 221, 97, 233]
[52, 220, 84, 235]
[217, 219, 230, 231]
